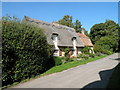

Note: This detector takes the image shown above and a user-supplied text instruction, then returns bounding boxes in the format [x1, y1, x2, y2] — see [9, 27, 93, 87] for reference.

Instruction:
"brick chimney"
[81, 28, 85, 35]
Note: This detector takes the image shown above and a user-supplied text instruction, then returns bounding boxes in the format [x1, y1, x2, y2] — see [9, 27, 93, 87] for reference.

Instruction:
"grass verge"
[5, 55, 108, 89]
[42, 55, 107, 75]
[107, 63, 120, 88]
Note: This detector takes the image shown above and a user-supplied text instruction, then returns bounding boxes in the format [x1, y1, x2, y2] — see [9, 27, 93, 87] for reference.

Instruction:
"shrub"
[65, 57, 74, 63]
[87, 53, 95, 58]
[81, 46, 90, 53]
[95, 52, 103, 56]
[93, 36, 117, 55]
[53, 56, 62, 66]
[78, 54, 89, 60]
[2, 16, 52, 86]
[102, 50, 113, 55]
[63, 48, 70, 58]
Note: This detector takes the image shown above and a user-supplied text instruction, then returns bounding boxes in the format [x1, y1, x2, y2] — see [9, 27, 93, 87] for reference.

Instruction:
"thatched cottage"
[23, 16, 93, 57]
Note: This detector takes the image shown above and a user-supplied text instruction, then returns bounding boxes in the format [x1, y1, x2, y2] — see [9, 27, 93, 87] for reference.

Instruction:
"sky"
[2, 2, 118, 33]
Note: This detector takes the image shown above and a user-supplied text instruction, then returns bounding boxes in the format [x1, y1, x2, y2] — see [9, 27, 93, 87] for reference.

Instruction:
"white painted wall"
[90, 47, 95, 54]
[53, 36, 59, 56]
[72, 39, 77, 56]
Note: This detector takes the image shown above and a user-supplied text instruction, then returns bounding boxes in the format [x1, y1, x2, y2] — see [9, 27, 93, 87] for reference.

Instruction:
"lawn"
[42, 55, 107, 76]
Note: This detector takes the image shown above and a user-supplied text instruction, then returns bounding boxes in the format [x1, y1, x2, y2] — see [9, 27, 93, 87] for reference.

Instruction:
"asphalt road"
[12, 53, 119, 88]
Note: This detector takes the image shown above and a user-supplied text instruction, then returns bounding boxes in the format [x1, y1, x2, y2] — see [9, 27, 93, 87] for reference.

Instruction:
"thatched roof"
[23, 16, 84, 47]
[77, 33, 93, 47]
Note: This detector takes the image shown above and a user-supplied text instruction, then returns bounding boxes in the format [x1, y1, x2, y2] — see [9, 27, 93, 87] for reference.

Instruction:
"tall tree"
[57, 15, 89, 36]
[74, 20, 82, 33]
[89, 23, 106, 44]
[58, 15, 74, 28]
[90, 19, 119, 53]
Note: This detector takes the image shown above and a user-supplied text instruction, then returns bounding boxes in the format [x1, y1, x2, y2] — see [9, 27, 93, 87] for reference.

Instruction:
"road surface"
[12, 53, 119, 88]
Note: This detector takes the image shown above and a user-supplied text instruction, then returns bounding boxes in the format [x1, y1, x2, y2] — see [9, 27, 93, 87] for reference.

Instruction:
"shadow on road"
[109, 57, 120, 63]
[80, 68, 115, 89]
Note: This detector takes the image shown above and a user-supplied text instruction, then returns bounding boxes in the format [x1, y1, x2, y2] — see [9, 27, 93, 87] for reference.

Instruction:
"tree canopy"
[90, 19, 119, 53]
[58, 15, 74, 28]
[56, 15, 89, 36]
[2, 16, 53, 86]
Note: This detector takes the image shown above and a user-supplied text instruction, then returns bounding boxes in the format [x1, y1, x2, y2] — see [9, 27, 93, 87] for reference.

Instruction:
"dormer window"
[72, 37, 76, 41]
[51, 33, 58, 41]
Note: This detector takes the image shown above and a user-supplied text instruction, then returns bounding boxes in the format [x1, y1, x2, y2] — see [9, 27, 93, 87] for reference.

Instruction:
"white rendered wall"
[72, 39, 77, 56]
[53, 36, 59, 56]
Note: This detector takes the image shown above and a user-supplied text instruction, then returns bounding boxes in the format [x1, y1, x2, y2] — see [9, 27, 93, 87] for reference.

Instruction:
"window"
[51, 33, 58, 41]
[72, 37, 76, 41]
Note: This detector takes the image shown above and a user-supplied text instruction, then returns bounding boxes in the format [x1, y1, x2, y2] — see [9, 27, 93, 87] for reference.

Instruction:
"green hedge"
[2, 16, 53, 86]
[53, 56, 63, 66]
[52, 56, 75, 66]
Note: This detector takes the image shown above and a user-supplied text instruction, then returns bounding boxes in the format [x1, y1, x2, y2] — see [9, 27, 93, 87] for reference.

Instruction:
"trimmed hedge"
[2, 16, 53, 86]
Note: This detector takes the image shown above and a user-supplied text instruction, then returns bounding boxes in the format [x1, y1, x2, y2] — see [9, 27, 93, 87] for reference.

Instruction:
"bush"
[2, 16, 52, 86]
[102, 50, 113, 55]
[64, 48, 70, 58]
[53, 56, 62, 66]
[81, 46, 90, 53]
[87, 53, 95, 58]
[93, 36, 117, 55]
[65, 57, 74, 63]
[78, 54, 89, 60]
[95, 52, 103, 56]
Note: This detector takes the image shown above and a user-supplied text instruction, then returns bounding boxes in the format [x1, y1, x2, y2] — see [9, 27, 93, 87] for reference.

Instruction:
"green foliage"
[64, 57, 74, 63]
[43, 55, 107, 76]
[63, 48, 70, 57]
[78, 53, 89, 60]
[2, 16, 52, 86]
[95, 52, 103, 56]
[90, 19, 119, 53]
[84, 29, 89, 36]
[53, 56, 62, 66]
[58, 15, 74, 28]
[81, 46, 90, 53]
[86, 53, 95, 58]
[57, 15, 84, 33]
[94, 36, 115, 55]
[74, 20, 82, 33]
[90, 23, 106, 44]
[52, 56, 74, 66]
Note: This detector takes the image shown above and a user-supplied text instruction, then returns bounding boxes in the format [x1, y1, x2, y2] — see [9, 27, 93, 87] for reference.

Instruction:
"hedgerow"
[2, 16, 53, 86]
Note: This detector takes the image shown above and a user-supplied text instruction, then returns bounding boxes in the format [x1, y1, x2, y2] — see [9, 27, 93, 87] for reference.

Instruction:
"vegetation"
[2, 15, 118, 88]
[63, 48, 70, 57]
[2, 16, 53, 87]
[58, 15, 74, 28]
[81, 46, 90, 53]
[90, 20, 119, 54]
[74, 19, 82, 33]
[57, 15, 88, 35]
[107, 63, 120, 88]
[42, 55, 107, 76]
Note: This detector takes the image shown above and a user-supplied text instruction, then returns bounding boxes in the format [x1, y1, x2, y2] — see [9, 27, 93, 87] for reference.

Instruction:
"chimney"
[81, 28, 85, 35]
[52, 21, 60, 26]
